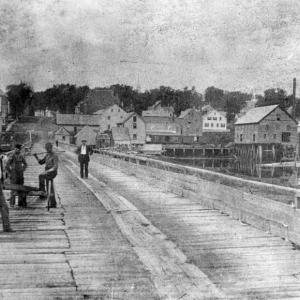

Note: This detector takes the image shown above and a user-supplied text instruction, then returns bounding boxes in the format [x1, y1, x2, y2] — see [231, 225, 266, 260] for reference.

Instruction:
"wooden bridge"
[1, 143, 300, 299]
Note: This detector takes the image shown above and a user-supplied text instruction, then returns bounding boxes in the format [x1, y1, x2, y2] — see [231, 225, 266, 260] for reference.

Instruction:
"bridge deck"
[1, 144, 300, 299]
[72, 150, 300, 299]
[0, 145, 159, 300]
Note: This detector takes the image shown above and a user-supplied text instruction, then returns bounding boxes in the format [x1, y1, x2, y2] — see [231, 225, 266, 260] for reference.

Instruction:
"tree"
[204, 86, 224, 109]
[256, 88, 288, 108]
[6, 82, 33, 118]
[224, 91, 251, 122]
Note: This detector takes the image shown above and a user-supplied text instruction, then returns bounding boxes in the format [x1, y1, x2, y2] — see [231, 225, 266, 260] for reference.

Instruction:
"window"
[133, 134, 137, 140]
[276, 114, 281, 121]
[133, 123, 137, 129]
[240, 134, 243, 142]
[213, 117, 217, 120]
[216, 123, 219, 127]
[264, 134, 267, 139]
[265, 124, 269, 131]
[107, 116, 111, 120]
[111, 109, 113, 112]
[253, 134, 255, 142]
[219, 117, 222, 121]
[273, 134, 276, 139]
[207, 117, 211, 120]
[62, 136, 65, 141]
[211, 123, 214, 127]
[165, 136, 170, 142]
[221, 123, 225, 128]
[286, 125, 291, 131]
[133, 115, 137, 122]
[204, 123, 209, 127]
[282, 132, 291, 142]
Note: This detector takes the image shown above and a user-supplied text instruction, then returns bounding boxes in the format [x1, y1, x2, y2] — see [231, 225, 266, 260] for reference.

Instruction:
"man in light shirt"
[76, 139, 93, 178]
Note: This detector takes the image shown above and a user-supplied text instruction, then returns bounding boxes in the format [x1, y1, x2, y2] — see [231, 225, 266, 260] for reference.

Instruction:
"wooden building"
[56, 113, 100, 133]
[122, 112, 146, 145]
[111, 127, 131, 146]
[235, 105, 297, 146]
[202, 109, 228, 132]
[54, 127, 72, 144]
[94, 104, 128, 132]
[74, 125, 99, 146]
[176, 108, 202, 138]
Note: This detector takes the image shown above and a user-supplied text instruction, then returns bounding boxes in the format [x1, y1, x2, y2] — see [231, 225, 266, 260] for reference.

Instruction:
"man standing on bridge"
[34, 142, 58, 208]
[76, 139, 93, 178]
[6, 144, 28, 207]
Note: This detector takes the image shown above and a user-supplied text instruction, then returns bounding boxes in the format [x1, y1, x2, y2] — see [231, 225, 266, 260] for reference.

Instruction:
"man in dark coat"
[34, 142, 58, 208]
[6, 144, 27, 207]
[76, 139, 93, 178]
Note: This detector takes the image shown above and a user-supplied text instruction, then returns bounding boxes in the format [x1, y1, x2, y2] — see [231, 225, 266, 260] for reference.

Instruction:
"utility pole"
[293, 78, 296, 118]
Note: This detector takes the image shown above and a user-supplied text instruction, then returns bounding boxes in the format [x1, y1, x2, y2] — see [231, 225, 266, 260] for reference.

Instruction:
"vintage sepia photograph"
[0, 0, 300, 299]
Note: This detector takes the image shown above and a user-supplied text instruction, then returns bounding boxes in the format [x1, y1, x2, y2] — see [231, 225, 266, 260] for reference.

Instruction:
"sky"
[1, 0, 300, 95]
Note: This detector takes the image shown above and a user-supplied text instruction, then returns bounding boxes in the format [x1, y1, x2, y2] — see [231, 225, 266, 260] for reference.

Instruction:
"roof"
[93, 104, 125, 116]
[235, 105, 279, 125]
[56, 113, 100, 126]
[143, 116, 173, 123]
[122, 112, 144, 124]
[75, 126, 99, 144]
[178, 108, 200, 119]
[202, 109, 226, 117]
[54, 126, 71, 136]
[111, 127, 130, 141]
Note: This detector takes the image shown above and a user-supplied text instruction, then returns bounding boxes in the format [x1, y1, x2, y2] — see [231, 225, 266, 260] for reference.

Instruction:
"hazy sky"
[1, 0, 300, 95]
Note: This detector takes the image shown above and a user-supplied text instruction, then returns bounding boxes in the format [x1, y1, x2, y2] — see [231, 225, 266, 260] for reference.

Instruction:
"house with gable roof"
[54, 127, 72, 144]
[94, 104, 128, 132]
[75, 125, 99, 146]
[234, 104, 297, 145]
[176, 108, 202, 138]
[122, 112, 146, 145]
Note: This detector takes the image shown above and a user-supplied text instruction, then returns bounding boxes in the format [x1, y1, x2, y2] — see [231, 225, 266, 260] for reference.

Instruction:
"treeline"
[6, 82, 300, 121]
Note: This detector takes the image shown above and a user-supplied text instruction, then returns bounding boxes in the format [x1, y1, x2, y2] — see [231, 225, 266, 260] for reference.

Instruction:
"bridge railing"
[94, 150, 300, 245]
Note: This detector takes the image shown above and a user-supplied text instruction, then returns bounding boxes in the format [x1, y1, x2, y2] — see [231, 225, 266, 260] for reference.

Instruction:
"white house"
[202, 109, 228, 132]
[94, 104, 128, 132]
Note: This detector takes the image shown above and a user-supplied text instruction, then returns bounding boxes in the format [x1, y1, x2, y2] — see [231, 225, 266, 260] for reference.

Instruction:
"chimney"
[293, 78, 296, 118]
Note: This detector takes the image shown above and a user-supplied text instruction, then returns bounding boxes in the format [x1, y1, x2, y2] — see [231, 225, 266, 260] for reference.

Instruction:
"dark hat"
[81, 139, 87, 142]
[15, 144, 22, 150]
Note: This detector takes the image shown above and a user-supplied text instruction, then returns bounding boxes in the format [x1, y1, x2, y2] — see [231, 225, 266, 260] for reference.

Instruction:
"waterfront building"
[94, 104, 128, 132]
[111, 127, 131, 146]
[122, 112, 146, 145]
[234, 104, 297, 145]
[176, 108, 202, 139]
[202, 109, 228, 132]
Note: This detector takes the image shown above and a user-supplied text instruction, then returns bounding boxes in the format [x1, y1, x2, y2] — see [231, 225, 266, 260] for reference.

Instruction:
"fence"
[94, 150, 300, 245]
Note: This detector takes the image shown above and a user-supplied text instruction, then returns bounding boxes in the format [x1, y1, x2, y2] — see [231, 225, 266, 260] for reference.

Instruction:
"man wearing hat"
[76, 139, 93, 178]
[6, 144, 27, 207]
[34, 142, 58, 208]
